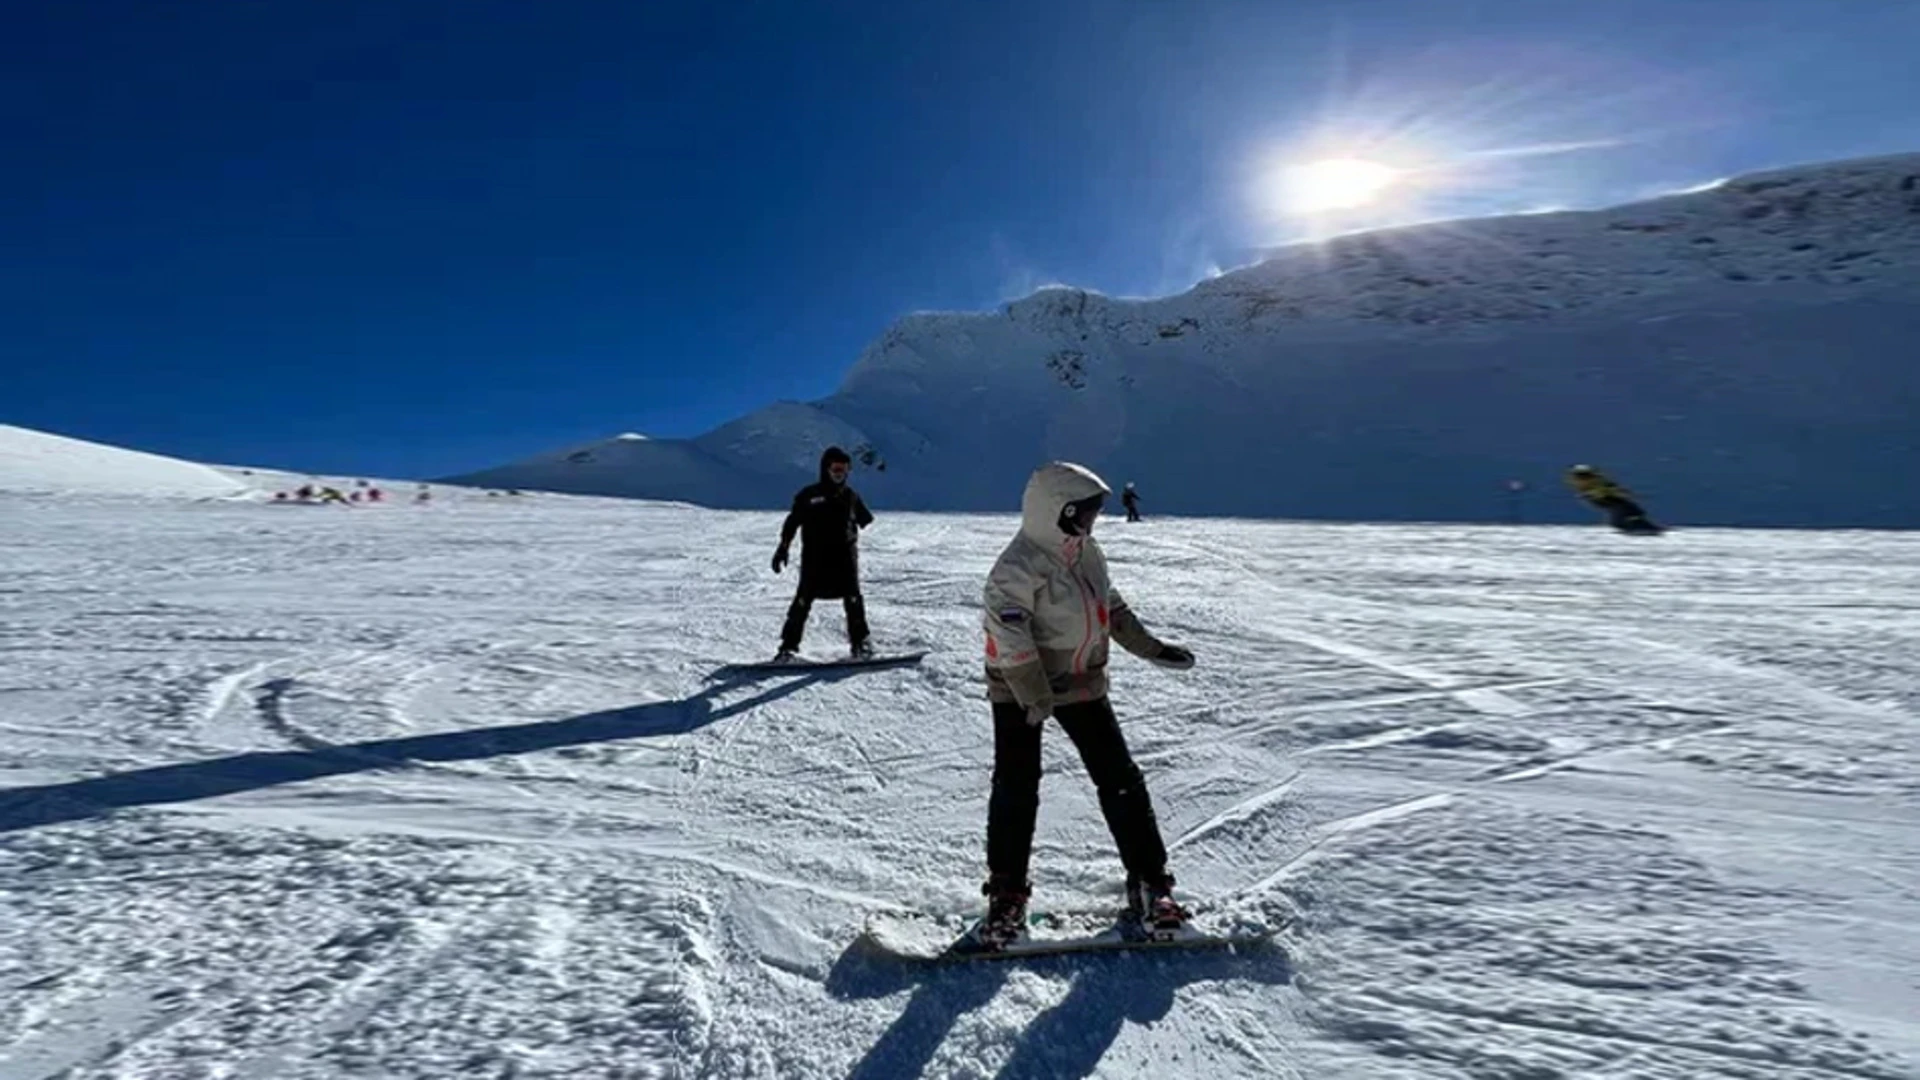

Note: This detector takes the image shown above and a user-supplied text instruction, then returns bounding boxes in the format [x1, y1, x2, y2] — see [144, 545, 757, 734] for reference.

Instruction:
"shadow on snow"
[826, 935, 1293, 1080]
[0, 667, 854, 834]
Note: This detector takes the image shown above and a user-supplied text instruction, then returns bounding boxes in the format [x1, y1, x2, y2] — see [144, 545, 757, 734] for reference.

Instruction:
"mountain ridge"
[450, 151, 1920, 526]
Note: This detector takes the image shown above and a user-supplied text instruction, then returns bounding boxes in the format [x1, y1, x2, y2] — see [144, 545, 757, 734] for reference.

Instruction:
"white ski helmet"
[1022, 461, 1111, 541]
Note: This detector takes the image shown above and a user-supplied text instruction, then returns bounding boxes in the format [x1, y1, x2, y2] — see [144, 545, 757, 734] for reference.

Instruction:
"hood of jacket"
[818, 446, 852, 486]
[1019, 461, 1111, 553]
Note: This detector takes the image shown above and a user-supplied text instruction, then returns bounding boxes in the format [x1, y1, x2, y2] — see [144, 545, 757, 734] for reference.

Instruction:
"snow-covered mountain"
[451, 152, 1920, 526]
[0, 424, 250, 500]
[451, 413, 870, 508]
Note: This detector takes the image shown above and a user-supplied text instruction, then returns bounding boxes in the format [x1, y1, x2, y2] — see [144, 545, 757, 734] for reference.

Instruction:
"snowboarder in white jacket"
[977, 461, 1196, 948]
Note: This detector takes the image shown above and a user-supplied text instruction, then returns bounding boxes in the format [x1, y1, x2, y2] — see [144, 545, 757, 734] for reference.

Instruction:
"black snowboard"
[716, 651, 928, 676]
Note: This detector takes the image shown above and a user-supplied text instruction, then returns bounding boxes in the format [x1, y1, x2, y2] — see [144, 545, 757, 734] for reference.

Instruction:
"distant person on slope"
[771, 446, 874, 662]
[1121, 482, 1142, 522]
[1566, 465, 1661, 534]
[976, 461, 1197, 950]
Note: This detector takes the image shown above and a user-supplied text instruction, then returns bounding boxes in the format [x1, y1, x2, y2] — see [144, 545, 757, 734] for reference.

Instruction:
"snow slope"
[4, 493, 1918, 1078]
[0, 425, 249, 500]
[0, 422, 534, 510]
[451, 409, 878, 509]
[453, 152, 1920, 526]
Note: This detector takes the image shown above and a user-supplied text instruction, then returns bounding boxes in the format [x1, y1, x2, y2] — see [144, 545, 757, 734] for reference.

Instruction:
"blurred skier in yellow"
[1565, 465, 1662, 535]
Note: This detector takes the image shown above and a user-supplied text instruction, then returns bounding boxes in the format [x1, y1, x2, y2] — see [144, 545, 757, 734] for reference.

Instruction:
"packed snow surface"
[2, 492, 1917, 1078]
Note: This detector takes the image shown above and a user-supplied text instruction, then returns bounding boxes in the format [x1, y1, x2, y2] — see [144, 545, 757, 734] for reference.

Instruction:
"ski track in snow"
[1, 495, 1917, 1079]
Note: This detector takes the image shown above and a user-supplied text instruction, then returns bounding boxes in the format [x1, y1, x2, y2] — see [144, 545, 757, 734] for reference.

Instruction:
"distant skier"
[977, 461, 1196, 949]
[1566, 465, 1661, 534]
[771, 446, 874, 661]
[1121, 482, 1142, 522]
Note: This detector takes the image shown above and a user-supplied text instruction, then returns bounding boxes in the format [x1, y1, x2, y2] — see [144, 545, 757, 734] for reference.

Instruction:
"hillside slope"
[454, 153, 1920, 525]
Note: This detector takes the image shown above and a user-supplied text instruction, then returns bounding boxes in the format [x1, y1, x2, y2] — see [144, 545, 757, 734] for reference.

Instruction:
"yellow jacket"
[1566, 471, 1629, 502]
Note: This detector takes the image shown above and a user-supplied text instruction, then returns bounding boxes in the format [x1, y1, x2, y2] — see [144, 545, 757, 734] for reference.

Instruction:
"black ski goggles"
[1057, 493, 1106, 536]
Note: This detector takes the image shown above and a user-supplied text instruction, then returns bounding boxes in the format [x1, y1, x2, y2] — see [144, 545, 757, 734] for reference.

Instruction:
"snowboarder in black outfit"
[771, 446, 874, 661]
[1565, 465, 1662, 534]
[1121, 482, 1142, 522]
[977, 462, 1196, 949]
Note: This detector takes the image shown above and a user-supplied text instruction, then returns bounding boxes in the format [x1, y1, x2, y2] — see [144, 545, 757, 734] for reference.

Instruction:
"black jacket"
[780, 457, 873, 600]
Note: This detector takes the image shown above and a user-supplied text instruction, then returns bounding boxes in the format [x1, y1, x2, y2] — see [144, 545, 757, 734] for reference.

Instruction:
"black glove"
[1150, 643, 1195, 671]
[771, 546, 790, 574]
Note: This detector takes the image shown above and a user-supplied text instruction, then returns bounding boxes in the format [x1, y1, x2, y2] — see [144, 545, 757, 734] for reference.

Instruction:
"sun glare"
[1284, 158, 1400, 214]
[1237, 43, 1684, 245]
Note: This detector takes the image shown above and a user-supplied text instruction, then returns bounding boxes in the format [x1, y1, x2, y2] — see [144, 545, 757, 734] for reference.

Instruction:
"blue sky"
[8, 0, 1919, 478]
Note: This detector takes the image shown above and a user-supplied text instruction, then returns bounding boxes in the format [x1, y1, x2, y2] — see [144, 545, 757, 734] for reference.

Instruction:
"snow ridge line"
[1227, 721, 1742, 900]
[1168, 774, 1300, 852]
[253, 677, 333, 752]
[198, 659, 277, 732]
[245, 674, 552, 784]
[1137, 677, 1565, 765]
[1267, 628, 1532, 718]
[1148, 534, 1540, 718]
[1233, 793, 1459, 898]
[1595, 630, 1920, 728]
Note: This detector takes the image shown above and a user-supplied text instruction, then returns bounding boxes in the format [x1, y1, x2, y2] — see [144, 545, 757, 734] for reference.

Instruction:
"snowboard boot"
[851, 640, 875, 661]
[976, 878, 1031, 951]
[772, 648, 800, 665]
[1126, 873, 1190, 937]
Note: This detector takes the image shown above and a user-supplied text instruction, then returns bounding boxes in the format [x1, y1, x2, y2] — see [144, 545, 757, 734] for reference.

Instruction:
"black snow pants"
[1591, 495, 1655, 532]
[780, 591, 869, 652]
[986, 696, 1169, 888]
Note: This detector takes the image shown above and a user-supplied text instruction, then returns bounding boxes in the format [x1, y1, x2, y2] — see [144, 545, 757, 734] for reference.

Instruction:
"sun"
[1283, 158, 1401, 214]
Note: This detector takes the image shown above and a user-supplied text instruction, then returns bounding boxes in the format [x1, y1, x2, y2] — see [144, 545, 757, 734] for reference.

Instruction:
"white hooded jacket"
[982, 462, 1165, 709]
